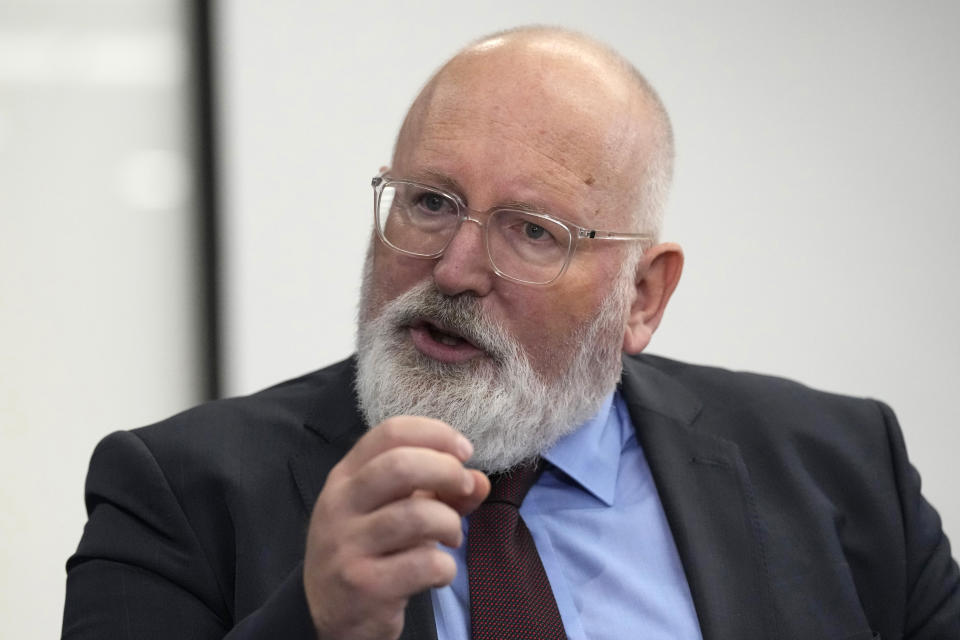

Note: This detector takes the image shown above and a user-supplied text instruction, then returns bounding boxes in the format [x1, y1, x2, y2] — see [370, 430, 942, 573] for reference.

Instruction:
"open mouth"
[426, 322, 470, 346]
[414, 319, 478, 347]
[407, 318, 486, 363]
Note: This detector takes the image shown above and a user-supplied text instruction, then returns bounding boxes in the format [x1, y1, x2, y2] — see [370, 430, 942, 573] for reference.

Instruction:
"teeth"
[429, 326, 464, 346]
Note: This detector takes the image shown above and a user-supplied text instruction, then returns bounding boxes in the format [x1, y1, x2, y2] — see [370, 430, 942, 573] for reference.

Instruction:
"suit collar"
[288, 357, 365, 515]
[300, 356, 367, 445]
[621, 355, 777, 640]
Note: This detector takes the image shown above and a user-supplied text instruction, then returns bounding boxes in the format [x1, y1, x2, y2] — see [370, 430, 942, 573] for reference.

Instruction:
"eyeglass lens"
[377, 182, 572, 284]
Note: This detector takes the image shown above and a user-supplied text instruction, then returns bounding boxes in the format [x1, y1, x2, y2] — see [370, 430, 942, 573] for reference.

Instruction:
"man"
[63, 27, 958, 640]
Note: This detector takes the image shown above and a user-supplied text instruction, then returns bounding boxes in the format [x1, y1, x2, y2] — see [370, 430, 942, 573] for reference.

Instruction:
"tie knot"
[486, 462, 541, 507]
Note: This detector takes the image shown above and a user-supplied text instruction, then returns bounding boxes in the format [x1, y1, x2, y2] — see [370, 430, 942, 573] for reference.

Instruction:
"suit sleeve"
[878, 402, 960, 638]
[61, 430, 318, 639]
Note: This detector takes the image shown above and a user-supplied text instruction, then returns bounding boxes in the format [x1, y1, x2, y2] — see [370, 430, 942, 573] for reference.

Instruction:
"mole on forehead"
[410, 124, 599, 175]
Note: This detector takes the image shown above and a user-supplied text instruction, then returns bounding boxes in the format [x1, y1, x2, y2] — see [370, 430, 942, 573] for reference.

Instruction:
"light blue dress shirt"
[431, 392, 703, 639]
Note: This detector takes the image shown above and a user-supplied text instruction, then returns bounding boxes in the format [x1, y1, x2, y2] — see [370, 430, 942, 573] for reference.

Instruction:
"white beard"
[355, 266, 633, 473]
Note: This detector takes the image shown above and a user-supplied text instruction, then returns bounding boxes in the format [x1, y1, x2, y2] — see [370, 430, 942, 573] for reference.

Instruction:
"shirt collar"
[542, 391, 629, 506]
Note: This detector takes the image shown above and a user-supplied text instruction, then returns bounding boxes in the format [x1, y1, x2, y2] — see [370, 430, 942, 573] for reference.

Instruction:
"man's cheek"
[371, 254, 428, 304]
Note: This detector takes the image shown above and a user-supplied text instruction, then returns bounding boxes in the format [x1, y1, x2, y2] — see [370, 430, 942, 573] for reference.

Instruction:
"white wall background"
[0, 1, 201, 637]
[217, 0, 959, 548]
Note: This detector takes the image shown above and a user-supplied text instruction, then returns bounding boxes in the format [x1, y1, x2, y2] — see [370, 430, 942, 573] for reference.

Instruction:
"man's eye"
[416, 193, 452, 214]
[523, 222, 550, 241]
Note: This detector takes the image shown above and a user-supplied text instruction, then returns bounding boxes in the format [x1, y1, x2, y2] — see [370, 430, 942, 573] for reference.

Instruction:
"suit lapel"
[621, 356, 777, 640]
[288, 358, 366, 515]
[286, 358, 438, 639]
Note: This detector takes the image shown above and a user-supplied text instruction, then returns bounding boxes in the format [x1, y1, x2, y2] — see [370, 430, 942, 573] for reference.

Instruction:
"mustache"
[386, 285, 514, 362]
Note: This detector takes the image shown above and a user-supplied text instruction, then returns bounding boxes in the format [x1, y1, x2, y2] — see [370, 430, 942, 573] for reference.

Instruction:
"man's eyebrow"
[409, 169, 467, 197]
[407, 169, 557, 216]
[498, 199, 554, 216]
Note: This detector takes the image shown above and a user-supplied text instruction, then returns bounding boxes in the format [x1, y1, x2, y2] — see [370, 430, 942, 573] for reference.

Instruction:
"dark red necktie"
[467, 462, 566, 639]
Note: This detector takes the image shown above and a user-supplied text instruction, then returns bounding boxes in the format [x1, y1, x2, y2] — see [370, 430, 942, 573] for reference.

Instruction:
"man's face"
[362, 42, 647, 383]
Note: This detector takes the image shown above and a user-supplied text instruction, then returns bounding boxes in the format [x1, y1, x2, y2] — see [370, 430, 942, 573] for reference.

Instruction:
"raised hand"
[303, 417, 489, 639]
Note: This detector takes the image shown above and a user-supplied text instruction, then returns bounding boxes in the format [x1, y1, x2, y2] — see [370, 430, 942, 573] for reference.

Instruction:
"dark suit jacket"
[62, 355, 959, 639]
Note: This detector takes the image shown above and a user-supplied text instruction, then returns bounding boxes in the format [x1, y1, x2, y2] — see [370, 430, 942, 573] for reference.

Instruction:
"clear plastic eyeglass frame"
[371, 173, 652, 286]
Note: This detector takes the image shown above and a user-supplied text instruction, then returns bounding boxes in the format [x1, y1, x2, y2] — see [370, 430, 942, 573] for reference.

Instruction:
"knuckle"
[399, 500, 429, 535]
[376, 503, 410, 538]
[381, 500, 462, 548]
[440, 509, 463, 543]
[404, 499, 452, 541]
[424, 549, 456, 585]
[312, 480, 347, 519]
[307, 498, 343, 541]
[377, 417, 406, 444]
[379, 447, 421, 485]
[338, 558, 376, 594]
[372, 450, 408, 488]
[380, 447, 407, 474]
[378, 499, 429, 542]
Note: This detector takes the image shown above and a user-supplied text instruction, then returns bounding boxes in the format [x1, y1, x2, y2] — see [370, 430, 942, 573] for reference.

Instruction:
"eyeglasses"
[372, 174, 652, 286]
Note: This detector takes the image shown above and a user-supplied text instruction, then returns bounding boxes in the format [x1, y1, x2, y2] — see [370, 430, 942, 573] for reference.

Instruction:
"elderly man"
[63, 27, 957, 640]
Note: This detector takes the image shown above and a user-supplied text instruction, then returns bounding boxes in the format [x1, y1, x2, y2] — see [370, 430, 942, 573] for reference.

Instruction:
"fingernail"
[457, 436, 474, 460]
[462, 470, 475, 494]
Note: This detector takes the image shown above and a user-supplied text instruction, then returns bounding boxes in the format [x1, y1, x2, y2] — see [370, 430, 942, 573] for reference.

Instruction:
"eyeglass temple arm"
[577, 229, 651, 241]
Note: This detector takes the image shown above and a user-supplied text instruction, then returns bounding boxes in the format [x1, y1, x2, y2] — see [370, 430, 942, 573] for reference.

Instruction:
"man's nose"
[432, 218, 495, 297]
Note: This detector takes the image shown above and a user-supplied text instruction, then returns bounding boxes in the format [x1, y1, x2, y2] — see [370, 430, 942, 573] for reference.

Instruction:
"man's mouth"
[406, 319, 487, 363]
[426, 322, 470, 345]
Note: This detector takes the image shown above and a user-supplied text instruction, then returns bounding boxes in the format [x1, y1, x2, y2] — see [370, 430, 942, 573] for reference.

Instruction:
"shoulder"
[119, 357, 362, 479]
[627, 352, 886, 417]
[623, 352, 893, 457]
[630, 352, 871, 406]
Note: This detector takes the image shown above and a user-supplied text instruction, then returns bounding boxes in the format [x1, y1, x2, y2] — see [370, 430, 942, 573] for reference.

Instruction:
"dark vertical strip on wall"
[191, 0, 222, 399]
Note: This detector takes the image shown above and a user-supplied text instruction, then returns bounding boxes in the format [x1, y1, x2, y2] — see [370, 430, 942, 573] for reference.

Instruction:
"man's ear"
[622, 242, 684, 354]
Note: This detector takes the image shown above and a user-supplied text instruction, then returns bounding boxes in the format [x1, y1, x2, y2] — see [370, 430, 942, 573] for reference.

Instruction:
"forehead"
[393, 43, 649, 227]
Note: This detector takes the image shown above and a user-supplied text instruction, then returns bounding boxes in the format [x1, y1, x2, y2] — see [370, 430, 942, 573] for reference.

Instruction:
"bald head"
[393, 27, 674, 238]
